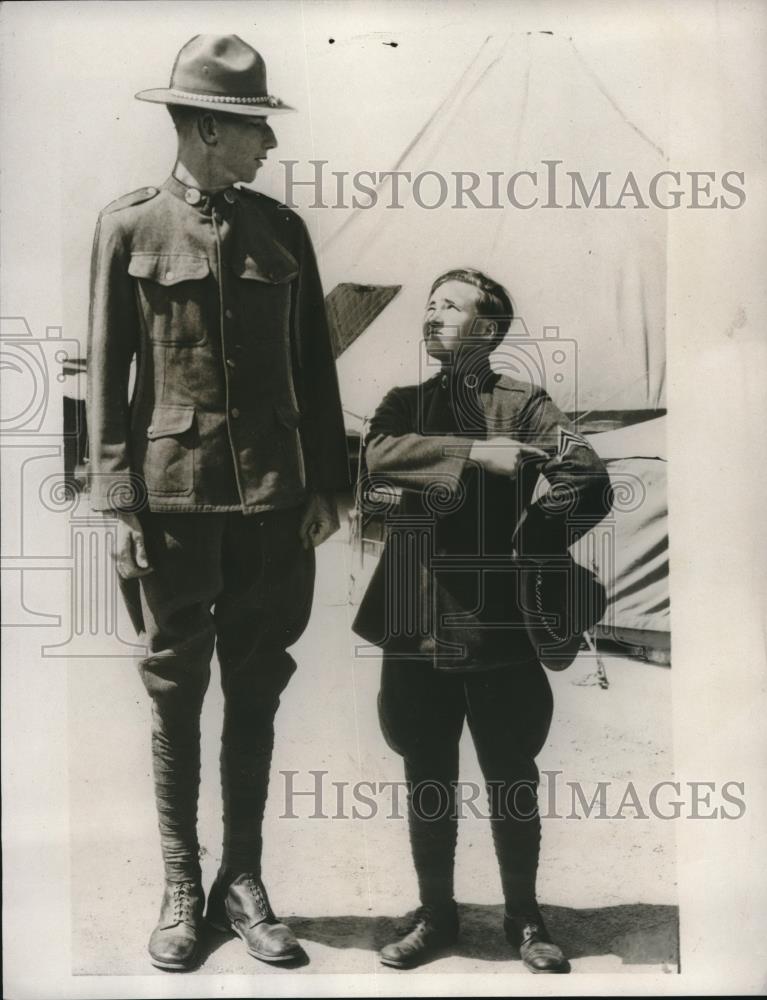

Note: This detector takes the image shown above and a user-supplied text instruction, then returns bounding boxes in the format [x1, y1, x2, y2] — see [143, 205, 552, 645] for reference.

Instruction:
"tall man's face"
[210, 114, 277, 185]
[423, 279, 497, 361]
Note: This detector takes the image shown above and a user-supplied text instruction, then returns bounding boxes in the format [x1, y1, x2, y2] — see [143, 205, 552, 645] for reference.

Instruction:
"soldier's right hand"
[114, 511, 153, 578]
[469, 438, 548, 478]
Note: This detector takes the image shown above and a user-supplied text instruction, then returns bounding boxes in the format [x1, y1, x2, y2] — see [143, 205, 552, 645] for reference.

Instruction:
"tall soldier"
[87, 35, 348, 970]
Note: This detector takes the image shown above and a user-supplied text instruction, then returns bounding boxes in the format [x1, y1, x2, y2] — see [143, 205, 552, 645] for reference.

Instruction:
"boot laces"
[171, 881, 196, 921]
[244, 874, 272, 917]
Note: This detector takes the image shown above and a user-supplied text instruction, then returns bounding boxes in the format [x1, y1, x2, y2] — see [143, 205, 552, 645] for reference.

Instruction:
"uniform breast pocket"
[144, 405, 196, 495]
[234, 252, 298, 327]
[129, 253, 212, 346]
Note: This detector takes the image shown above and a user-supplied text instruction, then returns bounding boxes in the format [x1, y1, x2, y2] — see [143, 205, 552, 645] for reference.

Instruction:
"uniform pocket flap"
[236, 248, 298, 285]
[147, 405, 196, 439]
[129, 253, 210, 285]
[274, 400, 301, 428]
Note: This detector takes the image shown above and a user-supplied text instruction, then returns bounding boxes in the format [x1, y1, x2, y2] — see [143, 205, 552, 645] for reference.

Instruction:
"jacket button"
[225, 308, 233, 320]
[231, 407, 240, 418]
[226, 358, 236, 369]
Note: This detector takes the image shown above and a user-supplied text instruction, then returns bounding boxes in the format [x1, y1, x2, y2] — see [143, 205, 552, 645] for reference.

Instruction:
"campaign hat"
[136, 34, 294, 116]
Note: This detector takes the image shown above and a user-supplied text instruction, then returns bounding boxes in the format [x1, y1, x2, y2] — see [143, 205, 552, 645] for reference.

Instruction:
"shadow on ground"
[194, 929, 312, 971]
[77, 901, 678, 975]
[277, 902, 679, 968]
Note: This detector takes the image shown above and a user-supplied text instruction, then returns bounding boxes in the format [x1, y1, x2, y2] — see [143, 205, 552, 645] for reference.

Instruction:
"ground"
[69, 518, 678, 978]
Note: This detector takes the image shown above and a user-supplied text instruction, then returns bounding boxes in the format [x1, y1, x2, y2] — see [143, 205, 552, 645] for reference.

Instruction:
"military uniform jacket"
[351, 370, 613, 670]
[86, 175, 348, 513]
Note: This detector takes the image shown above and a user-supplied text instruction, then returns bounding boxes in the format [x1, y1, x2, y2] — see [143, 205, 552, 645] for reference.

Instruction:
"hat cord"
[168, 88, 282, 107]
[535, 568, 568, 643]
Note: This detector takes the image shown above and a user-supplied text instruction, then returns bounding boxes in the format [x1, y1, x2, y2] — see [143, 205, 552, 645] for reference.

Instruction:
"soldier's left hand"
[299, 492, 340, 549]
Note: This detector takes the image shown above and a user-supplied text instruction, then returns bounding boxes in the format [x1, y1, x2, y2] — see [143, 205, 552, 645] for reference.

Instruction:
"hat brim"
[135, 88, 295, 115]
[520, 558, 607, 672]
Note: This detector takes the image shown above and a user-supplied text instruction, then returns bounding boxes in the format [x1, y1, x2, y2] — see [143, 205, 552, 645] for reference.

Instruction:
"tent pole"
[582, 630, 610, 689]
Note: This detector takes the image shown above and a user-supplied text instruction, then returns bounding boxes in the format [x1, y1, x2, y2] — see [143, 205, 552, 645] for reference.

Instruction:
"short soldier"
[87, 35, 348, 970]
[353, 268, 613, 973]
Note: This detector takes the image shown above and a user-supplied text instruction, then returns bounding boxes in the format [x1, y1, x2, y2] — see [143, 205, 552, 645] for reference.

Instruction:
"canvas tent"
[321, 31, 667, 425]
[577, 417, 669, 657]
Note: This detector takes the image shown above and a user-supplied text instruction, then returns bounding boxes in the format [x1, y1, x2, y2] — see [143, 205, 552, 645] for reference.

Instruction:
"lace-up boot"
[379, 901, 459, 968]
[206, 869, 302, 962]
[148, 880, 205, 971]
[504, 909, 570, 973]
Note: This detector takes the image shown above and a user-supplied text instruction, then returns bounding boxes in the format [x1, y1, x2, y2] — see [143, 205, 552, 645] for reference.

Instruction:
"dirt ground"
[69, 519, 678, 978]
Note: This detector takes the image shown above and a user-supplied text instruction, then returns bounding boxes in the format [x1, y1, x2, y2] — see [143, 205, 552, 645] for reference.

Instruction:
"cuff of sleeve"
[439, 439, 474, 480]
[87, 471, 147, 513]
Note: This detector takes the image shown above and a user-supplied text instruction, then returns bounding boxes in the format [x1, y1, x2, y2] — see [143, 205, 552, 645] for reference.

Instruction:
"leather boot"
[148, 880, 205, 971]
[504, 911, 570, 973]
[206, 870, 302, 963]
[379, 901, 459, 969]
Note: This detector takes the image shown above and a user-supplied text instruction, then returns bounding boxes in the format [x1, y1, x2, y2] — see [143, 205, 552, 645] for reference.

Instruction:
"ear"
[472, 317, 498, 341]
[197, 113, 218, 146]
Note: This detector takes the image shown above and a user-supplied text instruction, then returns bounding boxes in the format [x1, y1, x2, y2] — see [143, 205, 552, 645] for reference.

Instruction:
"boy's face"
[423, 279, 496, 361]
